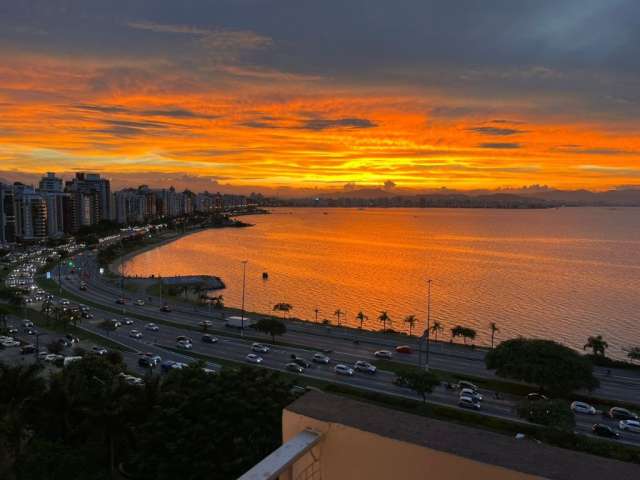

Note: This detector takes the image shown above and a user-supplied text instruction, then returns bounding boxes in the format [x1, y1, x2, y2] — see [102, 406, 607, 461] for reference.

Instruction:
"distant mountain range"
[277, 187, 640, 208]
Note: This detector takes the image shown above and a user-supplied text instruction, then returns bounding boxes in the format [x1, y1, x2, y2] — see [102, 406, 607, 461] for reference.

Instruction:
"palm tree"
[584, 335, 608, 357]
[378, 311, 390, 332]
[355, 311, 368, 330]
[334, 309, 344, 327]
[404, 315, 417, 336]
[273, 302, 292, 320]
[489, 322, 499, 348]
[430, 321, 443, 343]
[313, 307, 320, 323]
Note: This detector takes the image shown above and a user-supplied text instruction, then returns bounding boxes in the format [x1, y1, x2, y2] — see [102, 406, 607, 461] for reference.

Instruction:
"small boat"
[262, 272, 269, 280]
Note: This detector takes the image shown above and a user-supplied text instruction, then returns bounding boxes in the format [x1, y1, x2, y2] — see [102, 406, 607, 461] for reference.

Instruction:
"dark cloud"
[299, 118, 377, 131]
[73, 104, 215, 119]
[553, 146, 633, 156]
[469, 127, 527, 136]
[478, 142, 521, 149]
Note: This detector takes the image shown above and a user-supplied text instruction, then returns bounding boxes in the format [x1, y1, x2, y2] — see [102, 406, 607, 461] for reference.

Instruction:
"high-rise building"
[64, 173, 111, 231]
[0, 183, 16, 245]
[38, 172, 63, 193]
[13, 183, 48, 242]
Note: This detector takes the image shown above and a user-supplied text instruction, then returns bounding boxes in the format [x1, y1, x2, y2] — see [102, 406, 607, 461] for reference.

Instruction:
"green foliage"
[130, 367, 295, 480]
[395, 369, 440, 402]
[584, 335, 608, 357]
[517, 399, 575, 431]
[486, 338, 599, 396]
[254, 317, 287, 343]
[451, 325, 477, 344]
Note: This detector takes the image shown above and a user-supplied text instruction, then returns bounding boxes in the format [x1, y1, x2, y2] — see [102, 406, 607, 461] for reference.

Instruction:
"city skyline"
[1, 1, 640, 192]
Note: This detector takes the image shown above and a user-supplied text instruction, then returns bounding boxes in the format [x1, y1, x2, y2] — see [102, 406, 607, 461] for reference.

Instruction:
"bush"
[517, 399, 575, 431]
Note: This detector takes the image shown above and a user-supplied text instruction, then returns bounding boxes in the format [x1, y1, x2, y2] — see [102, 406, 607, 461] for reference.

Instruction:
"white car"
[123, 318, 134, 325]
[135, 299, 145, 306]
[334, 364, 354, 376]
[177, 339, 193, 350]
[1, 339, 20, 348]
[374, 350, 393, 359]
[129, 329, 142, 339]
[619, 419, 640, 433]
[459, 395, 481, 410]
[460, 388, 483, 402]
[571, 401, 597, 415]
[145, 323, 159, 331]
[44, 353, 64, 363]
[312, 352, 330, 364]
[354, 360, 377, 374]
[117, 373, 144, 386]
[246, 353, 263, 364]
[252, 343, 270, 353]
[199, 320, 213, 327]
[92, 347, 108, 355]
[110, 319, 122, 328]
[22, 320, 34, 328]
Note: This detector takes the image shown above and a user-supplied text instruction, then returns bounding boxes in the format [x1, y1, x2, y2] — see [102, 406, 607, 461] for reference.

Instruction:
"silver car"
[619, 419, 640, 433]
[334, 364, 354, 376]
[312, 352, 330, 364]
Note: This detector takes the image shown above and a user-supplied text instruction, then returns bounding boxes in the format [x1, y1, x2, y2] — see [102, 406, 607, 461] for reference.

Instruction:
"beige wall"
[283, 410, 545, 480]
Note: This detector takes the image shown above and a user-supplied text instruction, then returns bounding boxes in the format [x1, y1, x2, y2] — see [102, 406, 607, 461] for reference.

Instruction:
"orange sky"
[1, 2, 640, 193]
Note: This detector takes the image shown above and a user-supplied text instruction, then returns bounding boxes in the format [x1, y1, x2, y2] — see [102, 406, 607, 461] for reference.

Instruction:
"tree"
[378, 311, 391, 332]
[394, 370, 440, 402]
[489, 322, 499, 348]
[272, 302, 292, 320]
[486, 338, 599, 396]
[430, 321, 443, 343]
[98, 319, 117, 337]
[333, 309, 344, 326]
[404, 315, 417, 336]
[355, 311, 368, 330]
[584, 335, 608, 357]
[517, 399, 575, 431]
[627, 347, 640, 363]
[451, 325, 476, 345]
[254, 318, 287, 344]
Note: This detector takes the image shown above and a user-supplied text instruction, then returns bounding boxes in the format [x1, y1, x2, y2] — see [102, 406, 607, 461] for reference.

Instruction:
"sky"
[1, 0, 639, 193]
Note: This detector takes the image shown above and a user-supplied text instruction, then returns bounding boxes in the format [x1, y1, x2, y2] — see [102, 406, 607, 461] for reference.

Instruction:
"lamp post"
[240, 260, 248, 337]
[425, 279, 432, 370]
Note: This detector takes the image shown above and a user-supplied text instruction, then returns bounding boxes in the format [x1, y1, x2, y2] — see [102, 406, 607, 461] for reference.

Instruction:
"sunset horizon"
[2, 2, 640, 193]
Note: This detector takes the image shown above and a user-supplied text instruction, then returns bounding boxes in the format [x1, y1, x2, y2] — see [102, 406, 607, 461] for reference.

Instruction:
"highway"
[33, 251, 640, 447]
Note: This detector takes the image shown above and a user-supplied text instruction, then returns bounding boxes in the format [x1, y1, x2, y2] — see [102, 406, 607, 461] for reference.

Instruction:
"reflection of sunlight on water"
[122, 207, 640, 358]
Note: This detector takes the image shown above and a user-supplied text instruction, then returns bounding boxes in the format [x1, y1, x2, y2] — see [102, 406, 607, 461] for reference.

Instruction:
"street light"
[240, 260, 248, 337]
[425, 279, 432, 370]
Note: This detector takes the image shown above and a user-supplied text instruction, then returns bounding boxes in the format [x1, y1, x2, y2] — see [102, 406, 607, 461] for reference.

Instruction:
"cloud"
[478, 143, 521, 149]
[299, 118, 377, 131]
[469, 127, 527, 136]
[73, 104, 216, 119]
[554, 145, 634, 155]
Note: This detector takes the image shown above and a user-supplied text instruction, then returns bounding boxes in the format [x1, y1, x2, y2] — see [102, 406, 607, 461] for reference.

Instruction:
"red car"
[395, 345, 413, 354]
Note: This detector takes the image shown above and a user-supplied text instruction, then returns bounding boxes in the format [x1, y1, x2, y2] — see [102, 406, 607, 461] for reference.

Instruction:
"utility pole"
[425, 279, 432, 370]
[240, 260, 248, 337]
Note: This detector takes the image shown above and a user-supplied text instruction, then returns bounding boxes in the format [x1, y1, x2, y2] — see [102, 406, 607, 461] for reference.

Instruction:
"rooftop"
[287, 391, 640, 480]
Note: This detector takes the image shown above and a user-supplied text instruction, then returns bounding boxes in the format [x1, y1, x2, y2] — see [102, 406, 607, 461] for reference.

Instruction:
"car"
[129, 329, 142, 339]
[459, 388, 483, 402]
[202, 368, 217, 375]
[60, 300, 70, 306]
[527, 392, 549, 402]
[354, 360, 377, 374]
[122, 318, 134, 325]
[374, 350, 393, 359]
[395, 345, 413, 354]
[118, 373, 144, 386]
[81, 312, 94, 319]
[65, 334, 79, 344]
[115, 298, 126, 305]
[25, 328, 37, 336]
[570, 401, 597, 415]
[293, 357, 312, 369]
[22, 319, 34, 328]
[92, 346, 108, 355]
[312, 352, 330, 364]
[57, 338, 70, 348]
[160, 304, 171, 312]
[252, 343, 270, 353]
[459, 395, 481, 410]
[161, 360, 188, 373]
[176, 335, 193, 343]
[145, 323, 159, 332]
[592, 424, 620, 439]
[79, 283, 87, 291]
[246, 353, 263, 364]
[334, 364, 354, 376]
[20, 344, 37, 354]
[135, 299, 145, 306]
[44, 353, 64, 363]
[1, 339, 20, 348]
[138, 357, 154, 368]
[609, 407, 639, 420]
[619, 420, 640, 433]
[140, 353, 162, 365]
[199, 320, 213, 327]
[286, 362, 304, 373]
[201, 334, 218, 344]
[457, 380, 479, 392]
[177, 339, 193, 350]
[7, 327, 18, 335]
[110, 319, 122, 328]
